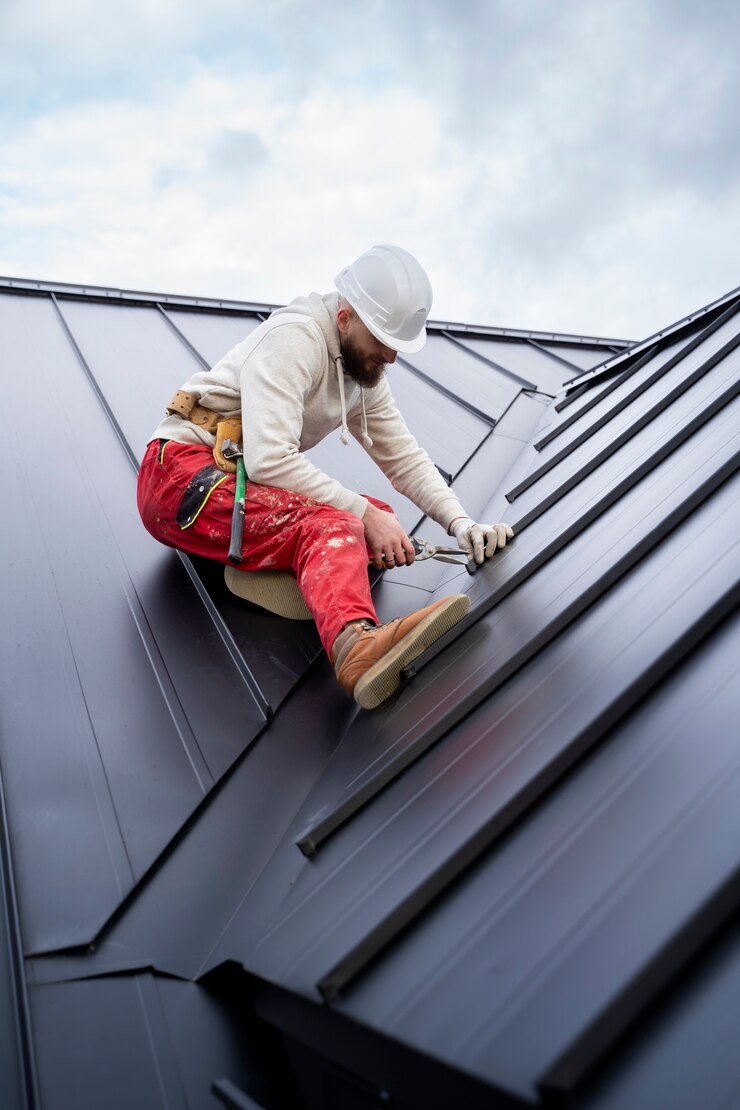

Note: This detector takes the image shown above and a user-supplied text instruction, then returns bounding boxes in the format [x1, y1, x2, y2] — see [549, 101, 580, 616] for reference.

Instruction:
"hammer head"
[221, 438, 243, 461]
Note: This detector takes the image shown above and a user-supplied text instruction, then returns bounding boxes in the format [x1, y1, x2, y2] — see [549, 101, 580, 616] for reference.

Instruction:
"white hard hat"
[334, 244, 433, 354]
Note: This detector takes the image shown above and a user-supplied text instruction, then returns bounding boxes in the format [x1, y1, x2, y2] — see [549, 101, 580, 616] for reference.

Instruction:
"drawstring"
[335, 354, 350, 444]
[360, 390, 373, 449]
[335, 354, 373, 449]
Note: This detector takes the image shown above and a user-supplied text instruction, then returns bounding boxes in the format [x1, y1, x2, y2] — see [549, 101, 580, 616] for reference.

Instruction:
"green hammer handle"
[228, 457, 247, 564]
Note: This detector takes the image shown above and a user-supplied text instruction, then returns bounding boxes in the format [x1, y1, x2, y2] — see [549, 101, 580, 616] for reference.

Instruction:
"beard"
[340, 335, 387, 389]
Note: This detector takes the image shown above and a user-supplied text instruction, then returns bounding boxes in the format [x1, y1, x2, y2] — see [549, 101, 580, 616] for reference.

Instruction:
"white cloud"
[1, 0, 738, 339]
[0, 70, 470, 302]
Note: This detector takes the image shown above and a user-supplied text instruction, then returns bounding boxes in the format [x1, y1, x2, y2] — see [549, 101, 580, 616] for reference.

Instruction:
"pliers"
[411, 537, 477, 575]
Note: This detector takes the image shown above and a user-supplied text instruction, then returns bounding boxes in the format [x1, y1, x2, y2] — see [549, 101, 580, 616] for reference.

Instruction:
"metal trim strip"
[413, 377, 740, 676]
[0, 275, 630, 347]
[396, 356, 498, 426]
[559, 287, 740, 389]
[525, 338, 582, 372]
[554, 293, 740, 410]
[506, 328, 740, 505]
[52, 294, 271, 721]
[537, 859, 740, 1099]
[51, 293, 139, 471]
[440, 332, 538, 390]
[553, 380, 591, 412]
[315, 578, 740, 1002]
[156, 304, 211, 370]
[539, 353, 655, 445]
[296, 423, 740, 858]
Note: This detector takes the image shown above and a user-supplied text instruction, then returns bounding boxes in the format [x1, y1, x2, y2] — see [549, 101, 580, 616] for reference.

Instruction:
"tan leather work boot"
[332, 594, 470, 710]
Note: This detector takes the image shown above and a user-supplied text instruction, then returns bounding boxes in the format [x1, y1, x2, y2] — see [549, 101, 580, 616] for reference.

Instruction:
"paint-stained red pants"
[137, 439, 387, 655]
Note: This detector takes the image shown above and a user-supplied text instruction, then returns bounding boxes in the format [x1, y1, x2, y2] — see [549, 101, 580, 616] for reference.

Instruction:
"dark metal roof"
[0, 763, 39, 1110]
[560, 283, 740, 390]
[0, 274, 633, 347]
[28, 971, 299, 1110]
[2, 273, 738, 1109]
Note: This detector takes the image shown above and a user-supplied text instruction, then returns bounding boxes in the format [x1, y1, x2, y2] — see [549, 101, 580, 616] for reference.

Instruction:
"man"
[137, 244, 512, 709]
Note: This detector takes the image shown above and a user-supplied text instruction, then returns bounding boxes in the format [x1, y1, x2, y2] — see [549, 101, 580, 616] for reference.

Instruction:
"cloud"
[0, 67, 468, 302]
[207, 130, 269, 175]
[0, 0, 738, 338]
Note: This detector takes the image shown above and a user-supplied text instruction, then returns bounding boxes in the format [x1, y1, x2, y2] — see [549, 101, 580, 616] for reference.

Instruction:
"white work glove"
[451, 517, 514, 565]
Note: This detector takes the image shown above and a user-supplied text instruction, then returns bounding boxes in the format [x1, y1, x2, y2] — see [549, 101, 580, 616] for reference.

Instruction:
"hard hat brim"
[356, 308, 428, 355]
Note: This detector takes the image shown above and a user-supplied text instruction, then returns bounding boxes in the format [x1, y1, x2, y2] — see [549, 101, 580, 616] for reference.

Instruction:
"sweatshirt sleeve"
[350, 381, 468, 532]
[239, 322, 368, 518]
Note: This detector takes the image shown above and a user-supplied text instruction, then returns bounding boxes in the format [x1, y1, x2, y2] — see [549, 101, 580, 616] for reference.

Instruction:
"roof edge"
[0, 274, 632, 349]
[562, 283, 740, 390]
[0, 274, 277, 316]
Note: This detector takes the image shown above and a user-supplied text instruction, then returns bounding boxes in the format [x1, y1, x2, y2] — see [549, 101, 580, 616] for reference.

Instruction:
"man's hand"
[363, 502, 416, 569]
[451, 517, 514, 565]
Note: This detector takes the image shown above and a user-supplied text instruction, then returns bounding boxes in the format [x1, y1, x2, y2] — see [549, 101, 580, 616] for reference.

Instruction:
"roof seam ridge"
[315, 569, 740, 1002]
[50, 293, 139, 471]
[296, 444, 739, 857]
[562, 288, 740, 389]
[441, 331, 536, 390]
[510, 333, 740, 508]
[0, 275, 632, 346]
[0, 759, 42, 1108]
[525, 337, 581, 372]
[156, 304, 211, 369]
[396, 355, 496, 425]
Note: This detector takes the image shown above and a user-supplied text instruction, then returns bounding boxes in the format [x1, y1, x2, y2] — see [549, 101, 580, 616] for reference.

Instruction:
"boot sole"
[224, 566, 313, 621]
[353, 594, 470, 710]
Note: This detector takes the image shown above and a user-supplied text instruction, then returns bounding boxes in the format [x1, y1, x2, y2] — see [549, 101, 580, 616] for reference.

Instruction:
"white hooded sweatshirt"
[150, 291, 467, 530]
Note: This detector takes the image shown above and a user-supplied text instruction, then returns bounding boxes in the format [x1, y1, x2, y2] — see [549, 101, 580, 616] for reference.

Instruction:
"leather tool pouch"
[167, 390, 221, 435]
[188, 404, 221, 435]
[167, 389, 197, 418]
[213, 417, 243, 473]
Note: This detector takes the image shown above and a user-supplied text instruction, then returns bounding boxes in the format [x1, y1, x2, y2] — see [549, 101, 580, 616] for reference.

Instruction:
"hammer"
[222, 439, 246, 564]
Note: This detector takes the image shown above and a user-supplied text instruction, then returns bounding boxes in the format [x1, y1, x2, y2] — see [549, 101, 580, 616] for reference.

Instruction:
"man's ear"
[336, 306, 352, 337]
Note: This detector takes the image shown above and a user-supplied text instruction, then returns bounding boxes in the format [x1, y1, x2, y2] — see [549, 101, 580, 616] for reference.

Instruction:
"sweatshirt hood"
[269, 292, 373, 449]
[270, 292, 342, 361]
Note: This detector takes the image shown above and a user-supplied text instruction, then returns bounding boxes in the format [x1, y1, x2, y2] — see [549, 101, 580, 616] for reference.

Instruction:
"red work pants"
[137, 439, 388, 655]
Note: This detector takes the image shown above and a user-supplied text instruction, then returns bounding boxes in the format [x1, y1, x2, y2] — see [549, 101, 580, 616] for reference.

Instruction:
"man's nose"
[382, 347, 397, 364]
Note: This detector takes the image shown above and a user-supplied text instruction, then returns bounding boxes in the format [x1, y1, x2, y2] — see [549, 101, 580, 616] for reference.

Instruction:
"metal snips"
[411, 537, 477, 575]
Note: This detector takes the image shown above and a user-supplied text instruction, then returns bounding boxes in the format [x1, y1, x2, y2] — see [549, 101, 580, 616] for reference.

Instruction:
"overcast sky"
[1, 0, 738, 340]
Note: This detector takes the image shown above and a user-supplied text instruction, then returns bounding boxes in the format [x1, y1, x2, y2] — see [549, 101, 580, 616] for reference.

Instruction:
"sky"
[1, 0, 738, 341]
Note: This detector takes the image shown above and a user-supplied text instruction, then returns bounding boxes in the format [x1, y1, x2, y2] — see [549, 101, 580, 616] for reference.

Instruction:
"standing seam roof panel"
[333, 609, 740, 1105]
[28, 973, 279, 1110]
[535, 335, 692, 452]
[244, 467, 738, 1007]
[538, 342, 615, 371]
[3, 273, 738, 1110]
[54, 298, 211, 460]
[559, 288, 740, 395]
[507, 329, 740, 509]
[454, 335, 568, 393]
[26, 663, 362, 987]
[402, 335, 528, 420]
[0, 292, 266, 952]
[55, 297, 334, 709]
[291, 390, 739, 857]
[164, 308, 263, 367]
[523, 311, 740, 481]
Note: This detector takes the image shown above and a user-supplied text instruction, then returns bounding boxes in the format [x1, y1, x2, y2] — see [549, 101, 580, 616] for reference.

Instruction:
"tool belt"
[167, 390, 242, 473]
[167, 389, 224, 435]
